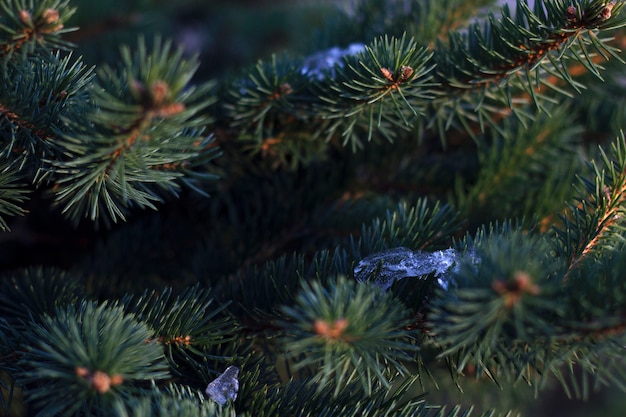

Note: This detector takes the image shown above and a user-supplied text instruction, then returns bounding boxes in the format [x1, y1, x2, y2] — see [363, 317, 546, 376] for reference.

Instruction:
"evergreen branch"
[316, 33, 436, 149]
[0, 0, 77, 57]
[47, 37, 219, 226]
[352, 0, 498, 45]
[247, 375, 513, 417]
[352, 198, 461, 257]
[0, 165, 28, 231]
[0, 317, 19, 400]
[0, 266, 84, 329]
[428, 230, 564, 383]
[246, 376, 428, 417]
[0, 50, 94, 164]
[455, 103, 581, 226]
[555, 132, 626, 281]
[226, 53, 312, 141]
[430, 0, 625, 139]
[121, 285, 237, 378]
[114, 388, 230, 417]
[435, 0, 624, 90]
[16, 301, 170, 417]
[278, 277, 418, 397]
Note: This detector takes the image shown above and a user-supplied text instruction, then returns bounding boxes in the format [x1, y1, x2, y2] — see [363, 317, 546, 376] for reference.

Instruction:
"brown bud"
[39, 23, 63, 34]
[90, 371, 112, 394]
[380, 67, 394, 82]
[314, 318, 349, 339]
[600, 2, 614, 20]
[19, 10, 32, 25]
[279, 83, 293, 95]
[492, 271, 540, 308]
[156, 102, 185, 117]
[150, 80, 170, 105]
[400, 65, 414, 81]
[566, 5, 577, 21]
[110, 374, 124, 387]
[42, 8, 60, 24]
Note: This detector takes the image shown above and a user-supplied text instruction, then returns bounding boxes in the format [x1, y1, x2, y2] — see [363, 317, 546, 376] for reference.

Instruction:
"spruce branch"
[47, 36, 219, 226]
[316, 33, 436, 149]
[0, 317, 19, 404]
[121, 285, 237, 379]
[428, 230, 564, 386]
[555, 131, 626, 281]
[352, 198, 461, 257]
[351, 0, 498, 45]
[0, 165, 28, 230]
[0, 50, 94, 166]
[278, 276, 418, 397]
[17, 301, 170, 417]
[113, 388, 230, 417]
[0, 266, 84, 329]
[0, 0, 77, 56]
[226, 53, 309, 139]
[430, 0, 626, 139]
[455, 102, 581, 226]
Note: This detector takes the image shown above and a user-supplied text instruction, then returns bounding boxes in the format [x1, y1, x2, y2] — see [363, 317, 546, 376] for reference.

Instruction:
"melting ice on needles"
[353, 247, 467, 291]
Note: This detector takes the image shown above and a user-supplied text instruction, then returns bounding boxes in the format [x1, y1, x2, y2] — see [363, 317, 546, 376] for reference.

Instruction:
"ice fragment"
[205, 366, 239, 406]
[302, 43, 366, 79]
[354, 247, 460, 291]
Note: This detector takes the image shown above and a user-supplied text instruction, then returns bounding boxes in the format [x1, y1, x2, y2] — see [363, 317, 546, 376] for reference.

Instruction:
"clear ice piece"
[354, 247, 459, 291]
[302, 43, 366, 79]
[205, 365, 239, 406]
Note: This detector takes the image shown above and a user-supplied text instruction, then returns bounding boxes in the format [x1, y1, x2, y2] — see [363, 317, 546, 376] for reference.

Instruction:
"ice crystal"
[205, 365, 239, 406]
[302, 43, 366, 79]
[354, 247, 461, 291]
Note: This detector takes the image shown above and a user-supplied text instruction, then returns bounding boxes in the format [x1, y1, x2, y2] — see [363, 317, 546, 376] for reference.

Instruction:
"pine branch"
[121, 285, 237, 380]
[0, 166, 28, 231]
[351, 0, 498, 45]
[16, 301, 170, 417]
[555, 131, 626, 281]
[0, 0, 77, 56]
[315, 33, 436, 149]
[220, 1, 626, 154]
[277, 276, 418, 396]
[428, 230, 564, 385]
[429, 0, 626, 140]
[351, 198, 461, 256]
[0, 266, 84, 329]
[46, 36, 219, 226]
[455, 102, 581, 227]
[0, 50, 94, 166]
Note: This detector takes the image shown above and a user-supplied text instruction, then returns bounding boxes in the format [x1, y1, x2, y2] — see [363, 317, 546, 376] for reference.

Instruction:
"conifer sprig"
[352, 199, 461, 257]
[316, 33, 436, 149]
[17, 301, 170, 417]
[555, 131, 626, 280]
[0, 51, 93, 167]
[428, 230, 564, 385]
[278, 277, 418, 396]
[226, 53, 310, 141]
[121, 285, 237, 378]
[47, 37, 219, 226]
[430, 0, 625, 138]
[0, 0, 77, 56]
[0, 166, 28, 230]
